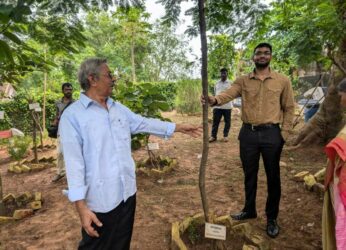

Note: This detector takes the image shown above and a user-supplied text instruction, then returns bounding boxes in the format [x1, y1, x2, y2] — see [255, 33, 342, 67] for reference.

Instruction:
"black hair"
[61, 82, 73, 91]
[254, 43, 272, 53]
[220, 68, 228, 73]
[337, 78, 346, 93]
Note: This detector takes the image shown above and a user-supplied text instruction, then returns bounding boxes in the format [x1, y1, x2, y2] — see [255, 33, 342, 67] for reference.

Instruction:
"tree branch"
[327, 48, 346, 75]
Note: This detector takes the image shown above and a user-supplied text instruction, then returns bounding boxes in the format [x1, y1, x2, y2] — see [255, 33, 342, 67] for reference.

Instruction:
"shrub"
[175, 79, 202, 115]
[0, 90, 67, 134]
[7, 136, 31, 161]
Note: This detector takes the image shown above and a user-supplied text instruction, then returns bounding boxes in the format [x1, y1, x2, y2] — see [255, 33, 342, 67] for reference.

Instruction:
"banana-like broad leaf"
[3, 31, 22, 44]
[0, 39, 13, 63]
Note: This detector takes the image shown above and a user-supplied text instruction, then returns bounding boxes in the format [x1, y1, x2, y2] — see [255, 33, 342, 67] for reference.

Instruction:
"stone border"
[136, 158, 177, 176]
[171, 213, 269, 250]
[7, 156, 57, 174]
[0, 192, 43, 225]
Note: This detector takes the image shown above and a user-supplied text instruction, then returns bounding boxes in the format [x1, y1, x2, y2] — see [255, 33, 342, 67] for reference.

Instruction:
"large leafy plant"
[115, 81, 171, 150]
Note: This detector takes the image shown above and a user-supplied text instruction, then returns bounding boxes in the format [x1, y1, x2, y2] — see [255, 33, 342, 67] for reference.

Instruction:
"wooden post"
[32, 112, 38, 163]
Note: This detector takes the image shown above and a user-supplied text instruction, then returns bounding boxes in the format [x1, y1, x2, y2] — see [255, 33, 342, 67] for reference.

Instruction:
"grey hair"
[338, 78, 346, 93]
[78, 58, 107, 91]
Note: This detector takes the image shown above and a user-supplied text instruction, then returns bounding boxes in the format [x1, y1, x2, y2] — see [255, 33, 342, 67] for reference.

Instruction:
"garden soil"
[0, 111, 325, 250]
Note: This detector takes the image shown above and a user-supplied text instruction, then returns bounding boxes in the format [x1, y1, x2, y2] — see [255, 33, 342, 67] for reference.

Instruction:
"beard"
[255, 61, 270, 69]
[64, 93, 72, 98]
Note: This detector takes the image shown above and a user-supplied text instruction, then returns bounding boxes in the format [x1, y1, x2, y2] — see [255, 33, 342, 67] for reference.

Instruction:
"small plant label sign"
[29, 103, 40, 110]
[148, 142, 159, 150]
[0, 111, 4, 119]
[35, 107, 42, 112]
[205, 223, 226, 240]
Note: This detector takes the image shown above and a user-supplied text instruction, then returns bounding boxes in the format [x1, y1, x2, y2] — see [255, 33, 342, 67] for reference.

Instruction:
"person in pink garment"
[322, 78, 346, 250]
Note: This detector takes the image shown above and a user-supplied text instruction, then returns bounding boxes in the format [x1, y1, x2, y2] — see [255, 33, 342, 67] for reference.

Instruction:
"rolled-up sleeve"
[120, 105, 176, 139]
[59, 112, 88, 202]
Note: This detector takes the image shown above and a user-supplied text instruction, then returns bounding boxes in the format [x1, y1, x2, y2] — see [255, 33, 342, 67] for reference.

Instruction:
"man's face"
[220, 71, 227, 81]
[93, 63, 115, 97]
[63, 86, 73, 98]
[253, 47, 272, 69]
[339, 91, 346, 108]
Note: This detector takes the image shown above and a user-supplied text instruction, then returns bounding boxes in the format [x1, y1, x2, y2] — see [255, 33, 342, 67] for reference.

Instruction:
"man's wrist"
[212, 97, 218, 106]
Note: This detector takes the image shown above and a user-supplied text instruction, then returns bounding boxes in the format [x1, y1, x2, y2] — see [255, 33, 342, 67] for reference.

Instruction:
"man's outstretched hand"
[175, 124, 202, 138]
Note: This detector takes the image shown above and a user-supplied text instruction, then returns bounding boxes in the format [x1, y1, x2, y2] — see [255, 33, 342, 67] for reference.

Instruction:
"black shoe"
[230, 211, 257, 220]
[267, 219, 280, 238]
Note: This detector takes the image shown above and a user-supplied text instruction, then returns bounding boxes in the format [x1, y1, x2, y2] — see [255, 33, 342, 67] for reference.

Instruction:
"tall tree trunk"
[198, 0, 209, 223]
[131, 38, 136, 83]
[293, 74, 343, 146]
[294, 39, 346, 146]
[42, 46, 47, 131]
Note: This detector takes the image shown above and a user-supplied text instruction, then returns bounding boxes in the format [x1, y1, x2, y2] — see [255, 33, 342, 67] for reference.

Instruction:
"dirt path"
[0, 112, 325, 249]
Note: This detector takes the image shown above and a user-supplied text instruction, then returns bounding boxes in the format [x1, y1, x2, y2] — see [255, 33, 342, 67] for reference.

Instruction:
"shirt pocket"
[242, 86, 258, 108]
[111, 116, 131, 151]
[266, 85, 282, 105]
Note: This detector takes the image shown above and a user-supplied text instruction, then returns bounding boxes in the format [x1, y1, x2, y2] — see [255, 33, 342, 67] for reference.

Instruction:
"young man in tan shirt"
[203, 43, 295, 238]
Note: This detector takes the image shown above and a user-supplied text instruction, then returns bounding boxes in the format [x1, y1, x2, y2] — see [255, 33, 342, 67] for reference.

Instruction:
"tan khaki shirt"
[215, 70, 295, 139]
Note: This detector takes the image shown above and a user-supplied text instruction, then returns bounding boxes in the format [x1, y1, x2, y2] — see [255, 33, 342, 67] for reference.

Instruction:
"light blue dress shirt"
[59, 94, 176, 213]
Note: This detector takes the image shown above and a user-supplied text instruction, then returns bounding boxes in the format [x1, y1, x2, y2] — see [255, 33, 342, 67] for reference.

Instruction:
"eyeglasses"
[102, 72, 114, 79]
[254, 51, 271, 56]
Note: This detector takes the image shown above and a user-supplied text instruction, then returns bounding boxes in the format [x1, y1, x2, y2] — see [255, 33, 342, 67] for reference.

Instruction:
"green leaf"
[142, 96, 153, 106]
[3, 31, 22, 44]
[0, 39, 13, 63]
[0, 4, 13, 16]
[155, 101, 170, 111]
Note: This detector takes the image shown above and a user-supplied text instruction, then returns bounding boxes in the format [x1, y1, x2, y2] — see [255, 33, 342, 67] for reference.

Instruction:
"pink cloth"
[325, 137, 346, 249]
[333, 182, 346, 250]
[325, 138, 346, 206]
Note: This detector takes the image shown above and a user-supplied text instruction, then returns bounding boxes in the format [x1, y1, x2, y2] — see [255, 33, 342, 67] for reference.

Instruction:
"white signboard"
[205, 223, 226, 241]
[148, 142, 159, 150]
[0, 111, 4, 119]
[29, 103, 40, 110]
[35, 107, 42, 112]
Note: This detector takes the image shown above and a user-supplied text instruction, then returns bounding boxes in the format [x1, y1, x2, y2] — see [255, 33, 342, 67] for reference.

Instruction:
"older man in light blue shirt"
[59, 58, 200, 250]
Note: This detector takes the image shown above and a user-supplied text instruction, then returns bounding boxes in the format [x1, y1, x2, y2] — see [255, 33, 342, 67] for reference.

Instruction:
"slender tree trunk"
[131, 37, 136, 83]
[32, 113, 38, 163]
[43, 46, 47, 131]
[198, 0, 209, 223]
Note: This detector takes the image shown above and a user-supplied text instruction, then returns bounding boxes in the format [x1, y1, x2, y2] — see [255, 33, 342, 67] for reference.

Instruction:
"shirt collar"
[249, 68, 276, 80]
[80, 93, 115, 109]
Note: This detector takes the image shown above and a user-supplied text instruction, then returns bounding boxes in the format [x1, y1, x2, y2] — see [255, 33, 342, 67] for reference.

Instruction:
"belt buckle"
[251, 124, 255, 131]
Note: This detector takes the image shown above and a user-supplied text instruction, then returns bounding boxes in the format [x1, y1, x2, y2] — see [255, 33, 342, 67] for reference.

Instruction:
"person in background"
[51, 82, 74, 183]
[209, 68, 233, 143]
[322, 78, 346, 250]
[59, 58, 201, 250]
[202, 42, 295, 238]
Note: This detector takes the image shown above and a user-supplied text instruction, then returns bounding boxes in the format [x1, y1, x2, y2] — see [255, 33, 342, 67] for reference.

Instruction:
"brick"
[34, 192, 42, 201]
[293, 171, 310, 182]
[29, 201, 42, 210]
[13, 209, 34, 220]
[304, 174, 317, 191]
[0, 216, 15, 225]
[2, 193, 15, 204]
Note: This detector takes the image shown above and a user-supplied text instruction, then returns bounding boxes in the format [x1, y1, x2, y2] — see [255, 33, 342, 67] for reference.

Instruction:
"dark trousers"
[238, 125, 284, 220]
[211, 109, 231, 138]
[79, 194, 136, 250]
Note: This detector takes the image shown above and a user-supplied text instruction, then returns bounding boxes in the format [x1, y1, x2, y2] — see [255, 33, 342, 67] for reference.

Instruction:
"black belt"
[243, 123, 279, 131]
